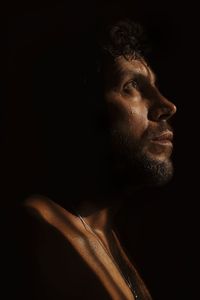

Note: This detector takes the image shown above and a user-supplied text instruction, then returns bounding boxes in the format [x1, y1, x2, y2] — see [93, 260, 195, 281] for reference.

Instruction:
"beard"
[130, 152, 174, 187]
[109, 126, 174, 192]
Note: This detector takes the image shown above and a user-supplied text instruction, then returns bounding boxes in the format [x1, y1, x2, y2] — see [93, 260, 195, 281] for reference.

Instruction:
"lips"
[153, 131, 173, 141]
[151, 131, 173, 145]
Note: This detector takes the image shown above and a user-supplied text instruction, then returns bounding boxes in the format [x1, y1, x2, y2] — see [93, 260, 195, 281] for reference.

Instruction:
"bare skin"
[24, 56, 176, 300]
[25, 196, 135, 300]
[105, 57, 176, 163]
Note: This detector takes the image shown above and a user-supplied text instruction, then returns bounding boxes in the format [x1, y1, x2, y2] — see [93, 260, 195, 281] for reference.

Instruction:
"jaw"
[108, 133, 174, 192]
[110, 149, 174, 192]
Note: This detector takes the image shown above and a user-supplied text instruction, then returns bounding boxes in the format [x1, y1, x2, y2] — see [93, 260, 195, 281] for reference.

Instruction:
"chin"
[110, 154, 174, 194]
[140, 156, 174, 187]
[126, 145, 174, 187]
[109, 137, 174, 191]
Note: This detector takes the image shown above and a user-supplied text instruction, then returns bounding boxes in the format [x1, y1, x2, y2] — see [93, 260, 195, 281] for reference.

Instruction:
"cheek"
[108, 97, 148, 140]
[129, 104, 148, 139]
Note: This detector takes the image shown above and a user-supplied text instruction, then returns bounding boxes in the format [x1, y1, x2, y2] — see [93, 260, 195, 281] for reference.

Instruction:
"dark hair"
[98, 19, 147, 60]
[81, 19, 148, 91]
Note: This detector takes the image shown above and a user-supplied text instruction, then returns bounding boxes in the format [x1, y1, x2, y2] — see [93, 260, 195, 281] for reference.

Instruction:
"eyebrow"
[117, 68, 157, 85]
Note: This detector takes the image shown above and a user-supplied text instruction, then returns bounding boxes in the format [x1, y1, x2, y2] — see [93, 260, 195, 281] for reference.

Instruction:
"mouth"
[151, 131, 173, 146]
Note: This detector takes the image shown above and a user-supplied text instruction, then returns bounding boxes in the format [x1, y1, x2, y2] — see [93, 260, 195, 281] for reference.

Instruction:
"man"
[13, 20, 176, 300]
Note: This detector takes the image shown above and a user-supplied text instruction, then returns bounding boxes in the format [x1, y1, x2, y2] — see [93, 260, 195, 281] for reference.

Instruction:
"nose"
[148, 90, 177, 122]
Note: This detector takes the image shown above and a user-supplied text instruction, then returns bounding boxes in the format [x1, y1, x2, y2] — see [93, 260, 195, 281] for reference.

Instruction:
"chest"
[34, 225, 136, 300]
[57, 228, 137, 300]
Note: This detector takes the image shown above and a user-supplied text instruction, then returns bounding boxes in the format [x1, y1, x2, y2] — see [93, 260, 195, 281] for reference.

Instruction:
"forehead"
[113, 56, 156, 82]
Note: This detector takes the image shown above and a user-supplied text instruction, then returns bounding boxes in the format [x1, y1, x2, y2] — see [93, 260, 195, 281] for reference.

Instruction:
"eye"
[123, 80, 138, 93]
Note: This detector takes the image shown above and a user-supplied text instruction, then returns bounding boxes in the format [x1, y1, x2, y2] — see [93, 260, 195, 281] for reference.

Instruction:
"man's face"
[104, 56, 177, 188]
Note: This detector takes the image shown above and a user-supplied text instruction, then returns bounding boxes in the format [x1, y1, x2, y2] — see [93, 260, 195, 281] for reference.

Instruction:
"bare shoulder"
[17, 195, 57, 239]
[20, 195, 79, 251]
[24, 194, 55, 220]
[23, 194, 80, 237]
[24, 194, 54, 211]
[24, 194, 68, 221]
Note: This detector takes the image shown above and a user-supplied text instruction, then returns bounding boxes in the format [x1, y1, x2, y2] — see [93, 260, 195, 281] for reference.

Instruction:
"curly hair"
[98, 19, 147, 61]
[80, 19, 149, 95]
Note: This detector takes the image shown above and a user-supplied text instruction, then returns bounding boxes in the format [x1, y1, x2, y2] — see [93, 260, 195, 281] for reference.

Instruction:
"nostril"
[160, 106, 176, 121]
[148, 93, 177, 122]
[149, 105, 176, 122]
[159, 111, 172, 121]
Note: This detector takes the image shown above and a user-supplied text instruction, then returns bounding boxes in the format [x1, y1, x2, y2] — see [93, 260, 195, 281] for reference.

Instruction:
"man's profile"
[12, 19, 176, 300]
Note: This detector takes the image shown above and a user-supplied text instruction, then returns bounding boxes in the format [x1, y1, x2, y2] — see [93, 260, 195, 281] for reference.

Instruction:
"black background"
[4, 1, 199, 299]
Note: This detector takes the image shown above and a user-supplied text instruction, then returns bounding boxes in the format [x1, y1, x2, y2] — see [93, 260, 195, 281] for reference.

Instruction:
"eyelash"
[123, 80, 139, 93]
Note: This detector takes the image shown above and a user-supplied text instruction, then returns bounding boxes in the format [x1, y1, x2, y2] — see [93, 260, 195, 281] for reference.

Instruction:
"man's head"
[92, 20, 177, 190]
[41, 19, 177, 200]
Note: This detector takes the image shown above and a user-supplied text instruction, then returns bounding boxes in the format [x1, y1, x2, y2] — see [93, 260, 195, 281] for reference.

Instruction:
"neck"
[74, 195, 122, 233]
